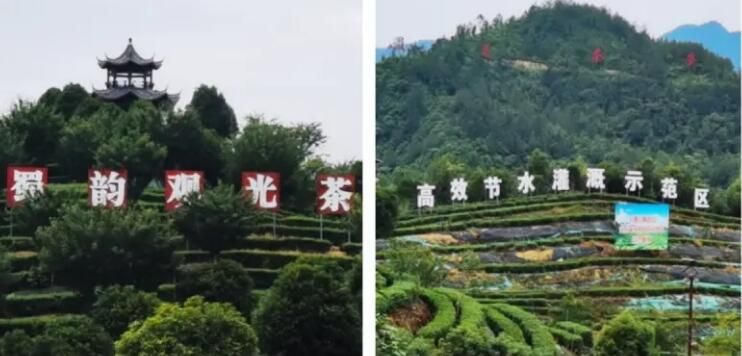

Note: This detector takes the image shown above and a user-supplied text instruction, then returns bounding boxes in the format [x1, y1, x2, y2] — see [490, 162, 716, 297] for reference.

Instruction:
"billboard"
[614, 203, 670, 250]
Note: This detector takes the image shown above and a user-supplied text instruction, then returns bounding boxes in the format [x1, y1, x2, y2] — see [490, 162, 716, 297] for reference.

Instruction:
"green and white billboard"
[614, 203, 670, 250]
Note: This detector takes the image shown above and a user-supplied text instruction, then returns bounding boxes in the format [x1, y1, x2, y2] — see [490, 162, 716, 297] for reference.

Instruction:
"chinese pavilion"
[93, 38, 179, 107]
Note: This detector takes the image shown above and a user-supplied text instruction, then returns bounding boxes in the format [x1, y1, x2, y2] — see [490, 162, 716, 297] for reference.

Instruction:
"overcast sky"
[0, 1, 361, 162]
[377, 0, 740, 47]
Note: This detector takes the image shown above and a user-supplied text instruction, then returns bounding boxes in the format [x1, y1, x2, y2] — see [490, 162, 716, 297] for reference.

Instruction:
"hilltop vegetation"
[0, 83, 362, 354]
[377, 1, 740, 213]
[376, 3, 740, 355]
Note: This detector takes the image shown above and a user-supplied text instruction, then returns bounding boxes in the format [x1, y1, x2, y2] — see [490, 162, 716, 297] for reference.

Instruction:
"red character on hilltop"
[592, 47, 604, 65]
[686, 51, 697, 69]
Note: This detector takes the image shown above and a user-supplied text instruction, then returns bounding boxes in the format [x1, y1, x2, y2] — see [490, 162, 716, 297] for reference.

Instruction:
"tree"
[94, 131, 166, 199]
[527, 149, 551, 194]
[253, 257, 361, 356]
[37, 205, 174, 294]
[376, 186, 399, 239]
[176, 259, 254, 315]
[173, 185, 257, 255]
[163, 111, 226, 185]
[225, 117, 325, 211]
[90, 285, 161, 338]
[725, 178, 740, 216]
[56, 117, 103, 181]
[0, 123, 24, 189]
[2, 101, 64, 165]
[32, 315, 114, 356]
[594, 311, 658, 356]
[115, 296, 258, 356]
[54, 83, 89, 119]
[188, 85, 238, 137]
[12, 189, 80, 237]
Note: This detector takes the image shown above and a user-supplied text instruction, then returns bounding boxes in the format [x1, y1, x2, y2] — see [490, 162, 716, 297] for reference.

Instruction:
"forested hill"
[377, 2, 740, 191]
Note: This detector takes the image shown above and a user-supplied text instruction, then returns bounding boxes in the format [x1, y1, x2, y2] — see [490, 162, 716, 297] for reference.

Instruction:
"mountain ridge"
[662, 21, 740, 70]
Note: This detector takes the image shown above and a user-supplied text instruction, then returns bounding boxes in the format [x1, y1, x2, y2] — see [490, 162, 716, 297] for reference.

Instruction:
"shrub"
[376, 315, 408, 356]
[416, 289, 456, 341]
[594, 310, 657, 356]
[383, 241, 447, 287]
[33, 315, 114, 356]
[3, 288, 83, 316]
[173, 184, 257, 255]
[12, 189, 78, 237]
[238, 236, 332, 253]
[36, 205, 174, 294]
[0, 329, 34, 356]
[377, 281, 416, 314]
[554, 321, 593, 347]
[176, 259, 254, 315]
[116, 296, 258, 356]
[438, 326, 498, 356]
[253, 257, 361, 356]
[485, 307, 526, 343]
[549, 327, 583, 352]
[493, 303, 557, 356]
[90, 285, 161, 338]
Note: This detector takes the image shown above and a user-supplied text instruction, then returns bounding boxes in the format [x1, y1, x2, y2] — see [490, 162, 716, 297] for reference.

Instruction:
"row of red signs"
[5, 166, 355, 215]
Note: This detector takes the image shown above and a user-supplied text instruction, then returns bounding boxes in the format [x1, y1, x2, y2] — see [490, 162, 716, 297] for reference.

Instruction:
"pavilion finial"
[128, 37, 132, 44]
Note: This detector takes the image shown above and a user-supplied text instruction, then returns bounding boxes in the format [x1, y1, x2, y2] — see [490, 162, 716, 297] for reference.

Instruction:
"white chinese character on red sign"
[242, 172, 280, 210]
[89, 169, 127, 208]
[316, 174, 354, 215]
[165, 170, 204, 211]
[6, 166, 47, 208]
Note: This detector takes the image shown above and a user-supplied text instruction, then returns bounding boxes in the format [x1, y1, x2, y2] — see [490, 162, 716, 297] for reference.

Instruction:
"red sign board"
[481, 43, 491, 60]
[316, 174, 354, 215]
[88, 169, 128, 208]
[164, 170, 204, 211]
[6, 166, 47, 208]
[242, 172, 280, 210]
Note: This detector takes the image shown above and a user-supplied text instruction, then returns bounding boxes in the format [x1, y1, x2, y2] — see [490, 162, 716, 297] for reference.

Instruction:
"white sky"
[377, 0, 740, 47]
[0, 1, 361, 162]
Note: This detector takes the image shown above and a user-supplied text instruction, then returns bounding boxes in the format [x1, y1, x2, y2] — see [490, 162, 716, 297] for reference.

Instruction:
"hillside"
[376, 2, 740, 200]
[376, 196, 741, 354]
[663, 21, 740, 70]
[0, 183, 361, 347]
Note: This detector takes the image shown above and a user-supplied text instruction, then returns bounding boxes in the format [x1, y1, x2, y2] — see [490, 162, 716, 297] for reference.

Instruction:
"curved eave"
[92, 88, 177, 104]
[97, 59, 163, 71]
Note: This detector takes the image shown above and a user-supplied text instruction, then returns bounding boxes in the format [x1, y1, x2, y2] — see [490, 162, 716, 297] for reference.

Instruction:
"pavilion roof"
[98, 38, 162, 70]
[92, 87, 179, 104]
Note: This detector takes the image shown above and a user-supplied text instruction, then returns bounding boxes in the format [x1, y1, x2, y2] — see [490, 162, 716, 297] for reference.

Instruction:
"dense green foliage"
[36, 205, 175, 294]
[90, 285, 161, 338]
[594, 310, 657, 356]
[383, 241, 447, 287]
[189, 85, 239, 138]
[253, 257, 361, 356]
[225, 117, 327, 212]
[416, 289, 456, 341]
[1, 84, 358, 214]
[377, 2, 740, 214]
[0, 315, 113, 356]
[176, 259, 254, 315]
[174, 184, 257, 255]
[376, 185, 400, 239]
[115, 296, 258, 356]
